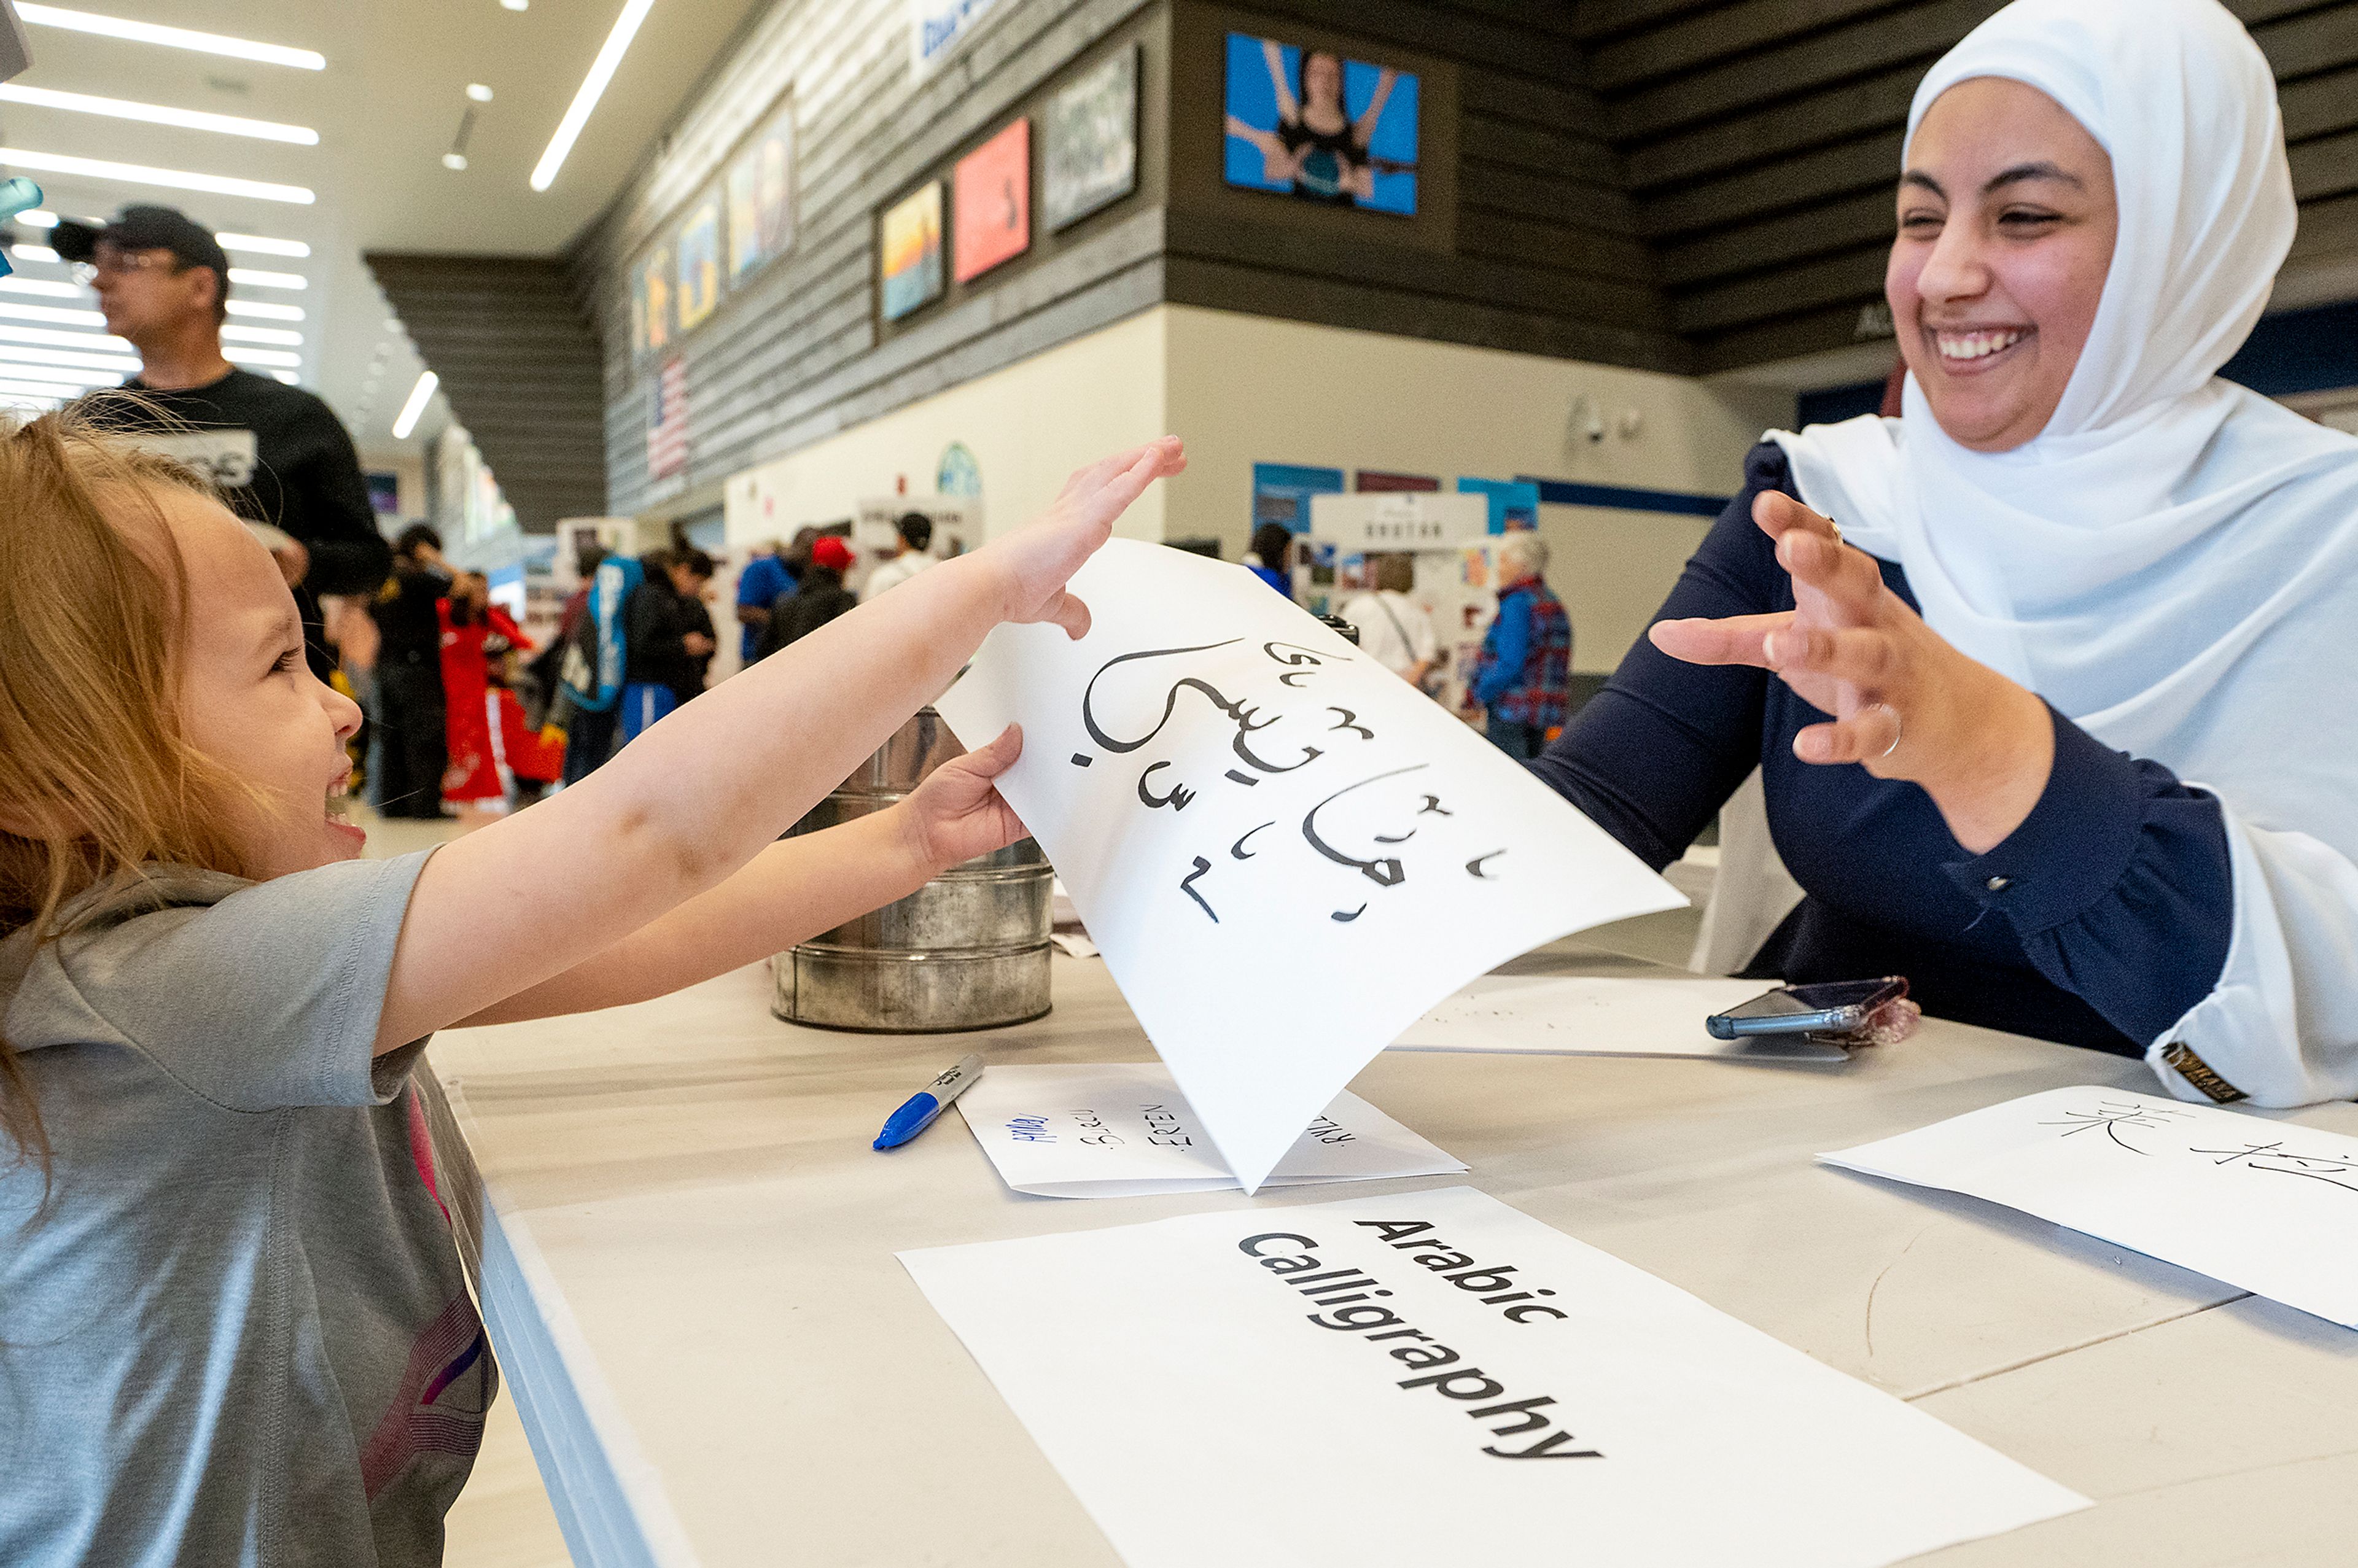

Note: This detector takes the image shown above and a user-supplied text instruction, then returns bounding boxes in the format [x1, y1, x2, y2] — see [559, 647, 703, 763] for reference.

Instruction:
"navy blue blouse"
[1531, 441, 2235, 1055]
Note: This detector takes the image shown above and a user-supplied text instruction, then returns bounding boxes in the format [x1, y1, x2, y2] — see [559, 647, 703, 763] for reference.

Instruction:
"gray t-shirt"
[0, 851, 491, 1567]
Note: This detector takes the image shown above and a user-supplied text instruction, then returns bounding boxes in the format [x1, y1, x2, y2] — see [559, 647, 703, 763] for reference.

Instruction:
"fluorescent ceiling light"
[0, 276, 79, 298]
[271, 369, 297, 384]
[0, 149, 313, 205]
[0, 322, 131, 351]
[0, 342, 138, 372]
[227, 299, 303, 321]
[224, 345, 300, 368]
[222, 324, 300, 346]
[391, 369, 438, 438]
[15, 209, 53, 227]
[11, 243, 56, 263]
[0, 83, 317, 144]
[531, 0, 655, 193]
[0, 300, 104, 327]
[16, 5, 325, 71]
[227, 266, 305, 290]
[217, 231, 308, 258]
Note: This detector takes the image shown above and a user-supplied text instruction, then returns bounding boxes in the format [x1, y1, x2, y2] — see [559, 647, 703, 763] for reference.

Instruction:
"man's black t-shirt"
[80, 370, 391, 597]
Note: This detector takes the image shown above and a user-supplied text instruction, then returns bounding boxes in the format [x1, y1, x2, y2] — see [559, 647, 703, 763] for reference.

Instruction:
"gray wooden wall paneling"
[1158, 0, 1688, 373]
[584, 0, 1169, 518]
[1581, 0, 2358, 373]
[365, 254, 606, 530]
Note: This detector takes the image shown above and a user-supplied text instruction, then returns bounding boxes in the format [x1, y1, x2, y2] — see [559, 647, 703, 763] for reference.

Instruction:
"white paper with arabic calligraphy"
[936, 540, 1681, 1193]
[1821, 1085, 2358, 1327]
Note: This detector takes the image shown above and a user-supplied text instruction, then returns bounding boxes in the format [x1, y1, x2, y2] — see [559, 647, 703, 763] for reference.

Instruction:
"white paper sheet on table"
[900, 1184, 2085, 1568]
[935, 540, 1682, 1193]
[1392, 974, 1850, 1062]
[955, 1062, 1465, 1198]
[1821, 1085, 2358, 1328]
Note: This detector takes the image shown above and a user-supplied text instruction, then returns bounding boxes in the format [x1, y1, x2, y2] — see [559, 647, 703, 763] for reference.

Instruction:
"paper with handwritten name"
[900, 1184, 2085, 1568]
[1393, 974, 1849, 1062]
[1821, 1085, 2358, 1327]
[936, 540, 1681, 1193]
[955, 1062, 1464, 1198]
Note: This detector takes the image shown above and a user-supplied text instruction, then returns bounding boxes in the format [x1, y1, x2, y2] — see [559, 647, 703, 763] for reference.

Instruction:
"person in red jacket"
[439, 574, 562, 815]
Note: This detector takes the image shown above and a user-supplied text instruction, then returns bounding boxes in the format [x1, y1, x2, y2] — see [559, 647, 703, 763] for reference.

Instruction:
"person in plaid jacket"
[1468, 533, 1571, 760]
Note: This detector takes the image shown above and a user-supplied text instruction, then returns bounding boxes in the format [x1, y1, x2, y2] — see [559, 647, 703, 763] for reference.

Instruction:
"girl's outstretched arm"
[373, 440, 1183, 1054]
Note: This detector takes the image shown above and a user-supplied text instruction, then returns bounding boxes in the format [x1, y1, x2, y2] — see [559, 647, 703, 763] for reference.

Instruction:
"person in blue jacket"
[1465, 533, 1571, 761]
[1530, 0, 2358, 1111]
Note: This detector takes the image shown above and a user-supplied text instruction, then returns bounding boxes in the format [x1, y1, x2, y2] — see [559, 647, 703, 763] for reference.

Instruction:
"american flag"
[645, 355, 689, 479]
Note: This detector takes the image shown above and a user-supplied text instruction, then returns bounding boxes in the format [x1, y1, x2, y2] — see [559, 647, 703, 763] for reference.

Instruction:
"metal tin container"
[773, 707, 1052, 1031]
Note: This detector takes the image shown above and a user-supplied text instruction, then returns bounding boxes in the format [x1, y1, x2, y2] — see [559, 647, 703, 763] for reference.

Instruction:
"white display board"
[936, 540, 1683, 1192]
[955, 1062, 1465, 1198]
[1308, 491, 1490, 553]
[900, 1186, 2087, 1568]
[1821, 1085, 2358, 1327]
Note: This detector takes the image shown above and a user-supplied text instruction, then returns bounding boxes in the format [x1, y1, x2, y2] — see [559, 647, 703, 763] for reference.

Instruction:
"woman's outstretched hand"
[1648, 489, 2054, 855]
[981, 437, 1187, 640]
[900, 724, 1029, 872]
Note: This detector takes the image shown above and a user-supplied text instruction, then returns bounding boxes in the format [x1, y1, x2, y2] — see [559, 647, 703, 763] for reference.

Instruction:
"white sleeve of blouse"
[2147, 807, 2358, 1107]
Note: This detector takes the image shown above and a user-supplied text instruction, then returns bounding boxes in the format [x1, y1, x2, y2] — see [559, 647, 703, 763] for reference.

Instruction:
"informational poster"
[726, 95, 796, 285]
[1395, 975, 1850, 1062]
[901, 1186, 2088, 1567]
[935, 541, 1683, 1192]
[953, 118, 1031, 282]
[1456, 475, 1541, 534]
[1821, 1085, 2358, 1327]
[880, 181, 944, 322]
[911, 0, 1002, 79]
[1042, 46, 1138, 232]
[1250, 460, 1344, 535]
[955, 1062, 1465, 1198]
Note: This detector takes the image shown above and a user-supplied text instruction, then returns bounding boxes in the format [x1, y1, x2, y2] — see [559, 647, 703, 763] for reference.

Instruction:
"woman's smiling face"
[1888, 76, 2119, 452]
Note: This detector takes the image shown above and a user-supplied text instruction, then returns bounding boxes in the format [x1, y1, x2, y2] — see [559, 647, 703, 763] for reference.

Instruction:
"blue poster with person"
[1223, 33, 1420, 215]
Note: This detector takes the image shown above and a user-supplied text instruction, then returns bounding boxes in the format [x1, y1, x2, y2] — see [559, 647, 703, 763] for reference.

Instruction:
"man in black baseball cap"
[63, 203, 389, 677]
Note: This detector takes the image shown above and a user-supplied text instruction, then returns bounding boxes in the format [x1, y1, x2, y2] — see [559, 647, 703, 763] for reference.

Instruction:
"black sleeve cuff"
[1941, 704, 2147, 936]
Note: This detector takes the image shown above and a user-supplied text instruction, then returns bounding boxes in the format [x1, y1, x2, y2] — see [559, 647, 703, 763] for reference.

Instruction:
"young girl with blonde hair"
[0, 413, 1181, 1564]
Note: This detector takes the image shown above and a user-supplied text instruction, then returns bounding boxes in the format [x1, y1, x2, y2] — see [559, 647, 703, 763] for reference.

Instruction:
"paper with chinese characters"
[954, 1062, 1465, 1198]
[935, 541, 1682, 1192]
[1392, 974, 1849, 1062]
[898, 1185, 2085, 1568]
[1821, 1086, 2358, 1327]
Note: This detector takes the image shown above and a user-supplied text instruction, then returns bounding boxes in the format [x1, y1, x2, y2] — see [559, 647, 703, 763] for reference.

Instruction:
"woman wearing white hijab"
[1534, 0, 2358, 1106]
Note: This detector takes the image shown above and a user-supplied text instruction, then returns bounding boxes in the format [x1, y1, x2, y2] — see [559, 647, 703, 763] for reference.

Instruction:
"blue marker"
[873, 1054, 985, 1151]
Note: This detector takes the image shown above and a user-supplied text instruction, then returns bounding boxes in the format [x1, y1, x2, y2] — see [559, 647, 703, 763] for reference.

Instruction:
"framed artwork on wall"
[953, 118, 1030, 282]
[727, 95, 796, 285]
[1223, 32, 1420, 215]
[879, 181, 944, 321]
[1042, 45, 1138, 233]
[635, 237, 675, 361]
[674, 185, 725, 334]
